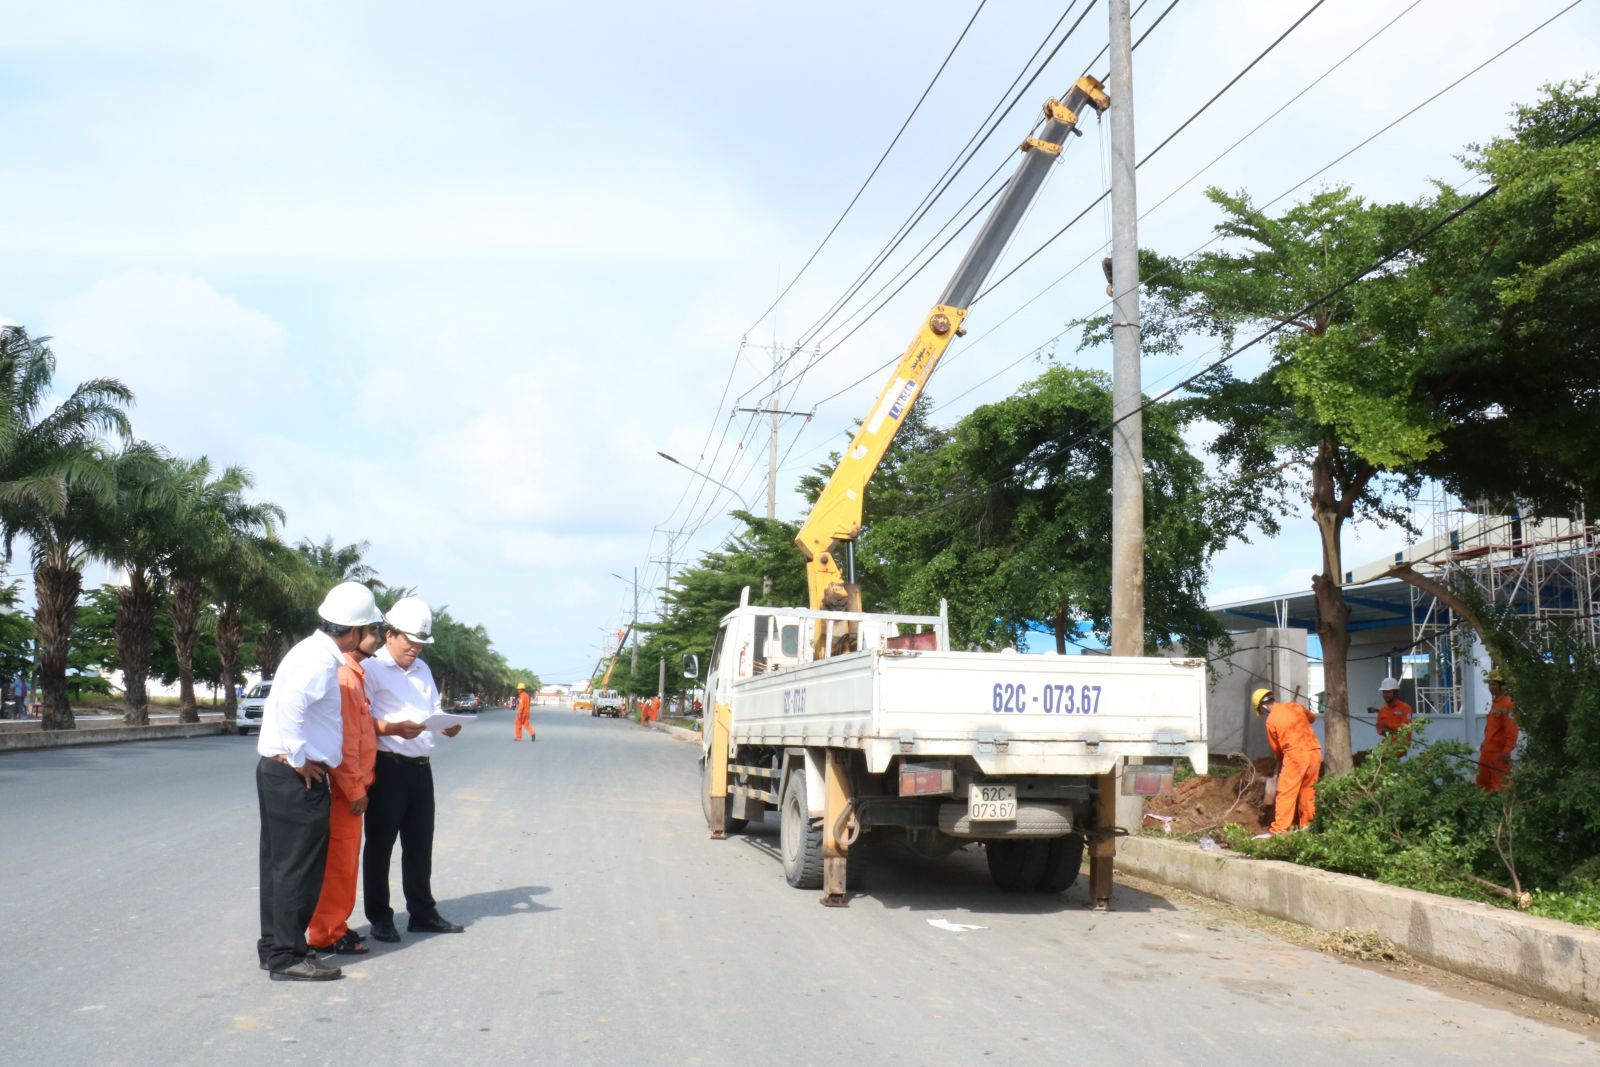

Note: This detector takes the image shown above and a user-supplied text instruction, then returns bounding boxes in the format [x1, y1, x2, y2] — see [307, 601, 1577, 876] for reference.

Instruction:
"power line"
[741, 0, 992, 338]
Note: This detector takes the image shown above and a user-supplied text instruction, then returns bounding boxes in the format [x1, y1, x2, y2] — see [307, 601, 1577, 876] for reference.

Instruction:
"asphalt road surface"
[0, 704, 1592, 1066]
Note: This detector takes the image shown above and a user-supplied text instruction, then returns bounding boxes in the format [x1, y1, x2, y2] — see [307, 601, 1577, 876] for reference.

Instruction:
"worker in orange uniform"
[1252, 688, 1322, 838]
[1372, 677, 1414, 754]
[1476, 669, 1518, 792]
[514, 682, 535, 742]
[306, 600, 386, 955]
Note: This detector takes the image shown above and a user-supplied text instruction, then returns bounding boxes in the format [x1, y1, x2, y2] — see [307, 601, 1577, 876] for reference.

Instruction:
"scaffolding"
[1407, 486, 1600, 714]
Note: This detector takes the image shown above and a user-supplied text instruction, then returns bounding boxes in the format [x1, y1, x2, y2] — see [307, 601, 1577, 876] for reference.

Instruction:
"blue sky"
[2, 1, 1596, 683]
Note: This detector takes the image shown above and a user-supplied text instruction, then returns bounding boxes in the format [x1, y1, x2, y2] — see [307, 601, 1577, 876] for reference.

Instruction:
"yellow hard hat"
[516, 682, 526, 689]
[1485, 669, 1504, 683]
[1251, 688, 1273, 710]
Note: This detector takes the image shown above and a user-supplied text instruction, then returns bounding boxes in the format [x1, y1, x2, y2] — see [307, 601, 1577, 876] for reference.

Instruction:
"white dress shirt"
[366, 647, 442, 757]
[257, 629, 345, 768]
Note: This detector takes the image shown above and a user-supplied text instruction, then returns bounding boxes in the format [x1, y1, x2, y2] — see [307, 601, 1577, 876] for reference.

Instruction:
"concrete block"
[0, 722, 231, 751]
[1118, 835, 1600, 1015]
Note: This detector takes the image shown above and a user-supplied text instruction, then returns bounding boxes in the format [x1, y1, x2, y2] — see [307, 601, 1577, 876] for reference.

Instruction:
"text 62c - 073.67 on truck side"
[992, 681, 1104, 715]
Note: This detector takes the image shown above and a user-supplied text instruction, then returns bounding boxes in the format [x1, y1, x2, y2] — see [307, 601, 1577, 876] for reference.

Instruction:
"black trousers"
[363, 753, 439, 924]
[256, 757, 330, 971]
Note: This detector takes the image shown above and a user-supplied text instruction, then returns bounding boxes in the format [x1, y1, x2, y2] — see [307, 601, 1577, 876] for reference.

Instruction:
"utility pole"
[629, 567, 639, 673]
[735, 341, 814, 597]
[1093, 0, 1146, 914]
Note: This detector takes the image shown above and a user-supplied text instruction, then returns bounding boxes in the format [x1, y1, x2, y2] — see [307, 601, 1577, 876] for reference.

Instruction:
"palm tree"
[209, 532, 291, 722]
[94, 443, 177, 724]
[243, 537, 376, 680]
[164, 457, 280, 723]
[0, 327, 132, 730]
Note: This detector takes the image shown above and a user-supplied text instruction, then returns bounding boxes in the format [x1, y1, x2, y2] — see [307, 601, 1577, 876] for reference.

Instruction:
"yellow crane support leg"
[821, 750, 854, 907]
[708, 704, 732, 840]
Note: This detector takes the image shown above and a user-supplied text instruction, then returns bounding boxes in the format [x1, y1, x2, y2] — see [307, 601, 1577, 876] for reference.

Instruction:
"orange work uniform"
[1265, 701, 1322, 833]
[1376, 696, 1414, 753]
[515, 690, 534, 741]
[1476, 694, 1518, 791]
[307, 651, 377, 948]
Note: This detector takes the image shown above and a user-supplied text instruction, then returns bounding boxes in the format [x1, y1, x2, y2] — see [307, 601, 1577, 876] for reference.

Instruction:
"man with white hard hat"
[1371, 677, 1415, 755]
[363, 596, 465, 942]
[255, 581, 386, 981]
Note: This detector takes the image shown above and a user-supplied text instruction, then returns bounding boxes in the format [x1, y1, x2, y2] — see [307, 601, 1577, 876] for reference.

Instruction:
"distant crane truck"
[694, 77, 1209, 907]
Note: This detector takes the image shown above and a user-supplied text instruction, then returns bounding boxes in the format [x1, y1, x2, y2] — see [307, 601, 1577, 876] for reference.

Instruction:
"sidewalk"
[1116, 834, 1600, 1016]
[0, 711, 232, 751]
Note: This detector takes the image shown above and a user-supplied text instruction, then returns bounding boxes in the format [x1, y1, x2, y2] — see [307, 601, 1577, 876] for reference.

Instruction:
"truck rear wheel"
[984, 839, 1049, 892]
[1036, 833, 1085, 892]
[780, 772, 824, 889]
[701, 759, 748, 834]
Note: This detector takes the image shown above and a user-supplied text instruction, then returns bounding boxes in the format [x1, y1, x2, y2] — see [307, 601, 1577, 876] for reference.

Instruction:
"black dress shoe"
[270, 956, 342, 981]
[368, 920, 401, 943]
[407, 915, 465, 934]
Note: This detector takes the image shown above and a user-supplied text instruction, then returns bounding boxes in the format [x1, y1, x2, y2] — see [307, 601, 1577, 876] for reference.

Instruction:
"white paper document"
[422, 712, 475, 731]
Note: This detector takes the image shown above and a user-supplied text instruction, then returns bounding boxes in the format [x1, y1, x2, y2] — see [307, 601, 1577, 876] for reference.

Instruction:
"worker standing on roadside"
[363, 596, 465, 942]
[306, 598, 386, 956]
[255, 582, 383, 982]
[1252, 688, 1322, 838]
[1476, 669, 1518, 792]
[1372, 677, 1414, 754]
[514, 682, 535, 742]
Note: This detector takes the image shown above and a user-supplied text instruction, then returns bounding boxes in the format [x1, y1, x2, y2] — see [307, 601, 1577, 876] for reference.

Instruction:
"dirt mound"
[1142, 759, 1275, 836]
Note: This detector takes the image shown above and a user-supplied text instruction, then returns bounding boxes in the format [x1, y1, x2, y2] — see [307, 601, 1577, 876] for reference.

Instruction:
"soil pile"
[1142, 757, 1275, 836]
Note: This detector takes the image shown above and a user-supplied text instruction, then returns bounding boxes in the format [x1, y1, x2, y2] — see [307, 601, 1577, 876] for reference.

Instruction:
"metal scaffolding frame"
[1408, 486, 1600, 715]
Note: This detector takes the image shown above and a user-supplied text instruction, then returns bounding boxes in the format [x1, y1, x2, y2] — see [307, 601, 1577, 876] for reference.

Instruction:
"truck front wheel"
[780, 772, 824, 889]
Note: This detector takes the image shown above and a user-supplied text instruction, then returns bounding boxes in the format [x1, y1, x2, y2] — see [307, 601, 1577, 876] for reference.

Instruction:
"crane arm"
[794, 77, 1108, 613]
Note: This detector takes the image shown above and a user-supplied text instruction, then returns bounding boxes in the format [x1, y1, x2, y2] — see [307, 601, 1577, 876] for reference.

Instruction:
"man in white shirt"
[363, 596, 465, 942]
[256, 582, 385, 981]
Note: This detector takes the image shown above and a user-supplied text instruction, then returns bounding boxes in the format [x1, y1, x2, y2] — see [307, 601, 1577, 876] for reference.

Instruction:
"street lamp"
[656, 452, 755, 513]
[610, 570, 639, 674]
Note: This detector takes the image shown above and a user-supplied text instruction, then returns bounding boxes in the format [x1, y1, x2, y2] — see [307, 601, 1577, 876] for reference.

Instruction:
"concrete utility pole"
[1094, 0, 1147, 914]
[735, 341, 815, 597]
[629, 568, 639, 673]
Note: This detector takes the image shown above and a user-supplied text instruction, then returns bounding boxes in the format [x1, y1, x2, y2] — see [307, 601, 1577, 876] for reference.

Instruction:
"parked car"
[238, 681, 271, 735]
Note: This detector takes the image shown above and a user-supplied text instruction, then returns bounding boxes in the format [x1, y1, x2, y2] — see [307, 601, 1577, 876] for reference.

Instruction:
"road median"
[0, 720, 232, 752]
[1117, 834, 1599, 1015]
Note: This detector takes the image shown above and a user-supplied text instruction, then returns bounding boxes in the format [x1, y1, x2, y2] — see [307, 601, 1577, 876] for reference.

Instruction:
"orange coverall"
[1376, 696, 1414, 753]
[307, 651, 377, 948]
[515, 690, 534, 741]
[1265, 701, 1322, 833]
[1476, 695, 1518, 791]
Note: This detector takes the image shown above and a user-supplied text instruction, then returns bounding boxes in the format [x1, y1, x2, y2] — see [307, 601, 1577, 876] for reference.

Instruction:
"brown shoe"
[270, 956, 342, 981]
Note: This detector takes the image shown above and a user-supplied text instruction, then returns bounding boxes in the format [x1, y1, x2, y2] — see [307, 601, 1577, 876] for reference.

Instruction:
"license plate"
[968, 783, 1017, 821]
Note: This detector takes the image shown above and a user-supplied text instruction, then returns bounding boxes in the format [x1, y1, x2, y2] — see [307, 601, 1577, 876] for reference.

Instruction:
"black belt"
[270, 754, 329, 772]
[379, 750, 430, 765]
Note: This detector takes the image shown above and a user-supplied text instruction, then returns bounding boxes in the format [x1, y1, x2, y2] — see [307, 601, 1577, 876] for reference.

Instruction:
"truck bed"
[727, 648, 1208, 776]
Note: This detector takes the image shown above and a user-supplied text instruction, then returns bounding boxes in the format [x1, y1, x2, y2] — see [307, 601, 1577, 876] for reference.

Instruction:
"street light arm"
[656, 452, 755, 513]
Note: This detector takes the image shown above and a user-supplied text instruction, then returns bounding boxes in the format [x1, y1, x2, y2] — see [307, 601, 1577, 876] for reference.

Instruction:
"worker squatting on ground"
[1476, 669, 1518, 792]
[1253, 688, 1323, 838]
[1372, 677, 1415, 754]
[514, 681, 535, 741]
[363, 596, 465, 942]
[306, 607, 385, 957]
[255, 581, 386, 982]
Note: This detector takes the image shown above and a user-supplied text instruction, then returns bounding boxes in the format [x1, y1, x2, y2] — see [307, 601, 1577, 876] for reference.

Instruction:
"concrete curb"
[0, 721, 232, 752]
[648, 721, 702, 744]
[1117, 835, 1599, 1015]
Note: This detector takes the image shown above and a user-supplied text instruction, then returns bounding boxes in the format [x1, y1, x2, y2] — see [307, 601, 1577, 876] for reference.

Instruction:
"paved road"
[0, 705, 1591, 1066]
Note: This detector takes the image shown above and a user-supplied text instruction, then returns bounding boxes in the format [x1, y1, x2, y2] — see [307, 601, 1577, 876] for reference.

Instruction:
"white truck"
[696, 590, 1208, 903]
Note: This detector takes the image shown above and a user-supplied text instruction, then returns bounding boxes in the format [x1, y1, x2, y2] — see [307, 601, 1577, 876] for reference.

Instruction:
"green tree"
[0, 581, 33, 713]
[209, 531, 289, 722]
[0, 326, 133, 729]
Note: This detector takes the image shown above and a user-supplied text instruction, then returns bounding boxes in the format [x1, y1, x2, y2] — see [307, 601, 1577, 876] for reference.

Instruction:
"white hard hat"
[385, 596, 435, 644]
[318, 582, 381, 628]
[1380, 677, 1401, 692]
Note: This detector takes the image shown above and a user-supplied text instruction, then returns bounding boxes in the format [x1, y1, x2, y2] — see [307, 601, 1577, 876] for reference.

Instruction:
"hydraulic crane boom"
[794, 77, 1109, 616]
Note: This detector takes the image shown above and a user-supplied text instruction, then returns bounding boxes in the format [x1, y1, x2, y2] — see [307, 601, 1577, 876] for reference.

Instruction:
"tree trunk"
[115, 568, 157, 725]
[1053, 604, 1069, 655]
[254, 628, 287, 681]
[216, 601, 242, 721]
[170, 576, 202, 722]
[1308, 439, 1375, 777]
[34, 561, 84, 731]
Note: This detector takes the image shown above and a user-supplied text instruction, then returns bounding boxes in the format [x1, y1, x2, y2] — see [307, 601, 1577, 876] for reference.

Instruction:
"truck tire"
[1036, 833, 1085, 892]
[701, 759, 748, 834]
[780, 772, 824, 889]
[984, 839, 1049, 892]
